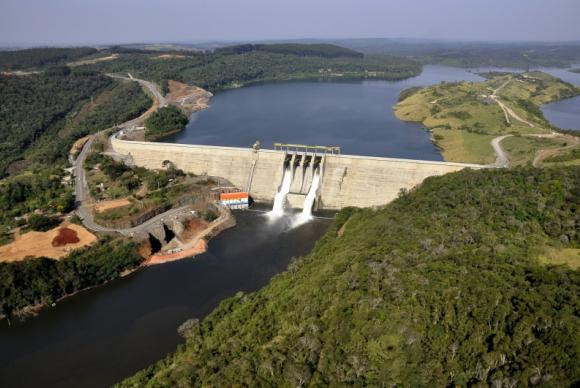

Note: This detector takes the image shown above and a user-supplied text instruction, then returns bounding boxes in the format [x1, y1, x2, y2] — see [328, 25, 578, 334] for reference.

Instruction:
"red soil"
[51, 228, 80, 247]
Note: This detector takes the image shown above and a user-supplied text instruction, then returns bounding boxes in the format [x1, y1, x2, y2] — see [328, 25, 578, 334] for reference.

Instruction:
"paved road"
[108, 73, 167, 109]
[73, 75, 191, 235]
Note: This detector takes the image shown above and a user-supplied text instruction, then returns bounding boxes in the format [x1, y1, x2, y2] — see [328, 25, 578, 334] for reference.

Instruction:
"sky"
[1, 0, 579, 46]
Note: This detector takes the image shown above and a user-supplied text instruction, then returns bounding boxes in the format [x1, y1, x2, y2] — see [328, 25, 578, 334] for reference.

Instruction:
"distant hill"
[0, 47, 98, 70]
[215, 43, 364, 58]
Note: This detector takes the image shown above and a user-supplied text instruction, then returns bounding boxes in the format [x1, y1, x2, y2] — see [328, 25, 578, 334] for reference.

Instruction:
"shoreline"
[1, 203, 236, 324]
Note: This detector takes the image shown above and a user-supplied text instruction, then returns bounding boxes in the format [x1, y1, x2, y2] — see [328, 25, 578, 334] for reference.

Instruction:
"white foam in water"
[292, 169, 320, 227]
[268, 166, 293, 219]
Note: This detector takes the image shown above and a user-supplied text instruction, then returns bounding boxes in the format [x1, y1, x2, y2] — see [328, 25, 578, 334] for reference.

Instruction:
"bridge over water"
[110, 137, 483, 210]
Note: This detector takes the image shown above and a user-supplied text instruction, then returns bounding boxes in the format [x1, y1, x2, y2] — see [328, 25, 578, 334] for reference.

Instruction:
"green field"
[394, 72, 580, 164]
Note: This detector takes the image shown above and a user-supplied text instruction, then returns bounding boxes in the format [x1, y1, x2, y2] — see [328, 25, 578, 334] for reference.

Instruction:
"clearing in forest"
[0, 222, 97, 262]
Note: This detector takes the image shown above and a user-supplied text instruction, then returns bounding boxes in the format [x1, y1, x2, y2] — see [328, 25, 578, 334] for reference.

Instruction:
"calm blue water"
[164, 65, 484, 161]
[542, 96, 580, 131]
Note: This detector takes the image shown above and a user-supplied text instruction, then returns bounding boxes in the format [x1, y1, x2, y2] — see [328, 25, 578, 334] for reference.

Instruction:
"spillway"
[268, 166, 293, 218]
[292, 169, 321, 227]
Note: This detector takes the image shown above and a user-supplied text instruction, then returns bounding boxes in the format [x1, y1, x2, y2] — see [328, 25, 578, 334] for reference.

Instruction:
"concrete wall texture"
[111, 137, 483, 210]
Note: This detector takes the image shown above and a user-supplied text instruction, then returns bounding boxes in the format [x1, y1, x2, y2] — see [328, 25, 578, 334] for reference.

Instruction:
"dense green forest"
[418, 45, 580, 68]
[144, 105, 189, 139]
[329, 39, 580, 68]
[77, 47, 423, 92]
[215, 43, 363, 58]
[0, 237, 142, 318]
[69, 80, 152, 134]
[0, 166, 74, 229]
[120, 166, 579, 387]
[0, 70, 152, 176]
[0, 47, 98, 70]
[0, 69, 111, 175]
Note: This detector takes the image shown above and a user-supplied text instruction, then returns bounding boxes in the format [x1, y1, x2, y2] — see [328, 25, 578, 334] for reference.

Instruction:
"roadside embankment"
[145, 203, 236, 266]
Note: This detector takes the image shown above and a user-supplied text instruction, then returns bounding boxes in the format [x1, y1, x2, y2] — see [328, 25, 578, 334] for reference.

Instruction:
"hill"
[215, 43, 364, 58]
[328, 39, 580, 69]
[119, 166, 580, 387]
[394, 71, 580, 164]
[76, 43, 422, 92]
[0, 47, 98, 70]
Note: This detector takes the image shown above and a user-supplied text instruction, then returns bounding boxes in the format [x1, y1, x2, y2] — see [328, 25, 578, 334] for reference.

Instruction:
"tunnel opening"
[148, 233, 162, 254]
[163, 223, 176, 243]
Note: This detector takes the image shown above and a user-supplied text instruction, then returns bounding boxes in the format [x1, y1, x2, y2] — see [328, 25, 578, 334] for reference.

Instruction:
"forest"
[0, 69, 111, 175]
[0, 69, 152, 176]
[76, 47, 423, 92]
[0, 47, 98, 70]
[0, 237, 143, 318]
[0, 166, 74, 229]
[120, 166, 579, 387]
[215, 43, 363, 58]
[331, 39, 580, 68]
[144, 105, 189, 139]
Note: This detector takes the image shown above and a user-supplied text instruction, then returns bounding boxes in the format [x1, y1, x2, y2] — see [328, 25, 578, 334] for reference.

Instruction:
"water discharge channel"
[2, 65, 580, 387]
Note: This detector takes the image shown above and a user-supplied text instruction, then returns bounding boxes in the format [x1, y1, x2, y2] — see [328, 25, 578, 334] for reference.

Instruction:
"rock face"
[166, 81, 213, 114]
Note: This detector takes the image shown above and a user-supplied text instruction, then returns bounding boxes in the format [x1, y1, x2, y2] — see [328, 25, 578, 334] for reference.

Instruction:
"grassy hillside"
[120, 166, 579, 387]
[394, 71, 579, 164]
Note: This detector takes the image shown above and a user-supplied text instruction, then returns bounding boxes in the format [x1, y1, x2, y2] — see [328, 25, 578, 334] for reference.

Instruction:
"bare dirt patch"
[93, 198, 132, 213]
[155, 54, 186, 60]
[67, 54, 119, 67]
[0, 223, 97, 262]
[69, 136, 90, 157]
[146, 239, 207, 266]
[180, 218, 209, 241]
[166, 80, 212, 114]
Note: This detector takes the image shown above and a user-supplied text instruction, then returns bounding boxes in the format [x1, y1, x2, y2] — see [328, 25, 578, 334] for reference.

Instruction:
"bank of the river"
[0, 210, 331, 388]
[541, 94, 580, 132]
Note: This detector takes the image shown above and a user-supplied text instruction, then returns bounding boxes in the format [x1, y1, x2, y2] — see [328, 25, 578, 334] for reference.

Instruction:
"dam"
[111, 135, 483, 210]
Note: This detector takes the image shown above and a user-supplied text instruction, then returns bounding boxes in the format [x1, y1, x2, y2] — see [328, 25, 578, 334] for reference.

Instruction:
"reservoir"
[541, 96, 580, 132]
[3, 64, 578, 387]
[164, 65, 484, 160]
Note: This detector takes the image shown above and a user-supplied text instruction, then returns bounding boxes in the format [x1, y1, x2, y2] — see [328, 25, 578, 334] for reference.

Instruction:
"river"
[1, 64, 578, 388]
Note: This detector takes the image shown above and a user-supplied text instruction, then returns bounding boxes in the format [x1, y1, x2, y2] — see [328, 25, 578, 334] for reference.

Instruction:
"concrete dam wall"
[110, 137, 483, 210]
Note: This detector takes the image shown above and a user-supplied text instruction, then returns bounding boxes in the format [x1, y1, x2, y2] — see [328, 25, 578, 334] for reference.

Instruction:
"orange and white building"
[220, 192, 250, 209]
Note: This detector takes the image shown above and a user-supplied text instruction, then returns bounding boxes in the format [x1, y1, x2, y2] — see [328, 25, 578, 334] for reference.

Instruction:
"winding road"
[486, 76, 576, 168]
[73, 74, 191, 235]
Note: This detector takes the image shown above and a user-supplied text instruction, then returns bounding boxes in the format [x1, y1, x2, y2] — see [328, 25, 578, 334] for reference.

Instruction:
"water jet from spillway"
[292, 169, 320, 227]
[267, 166, 293, 219]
